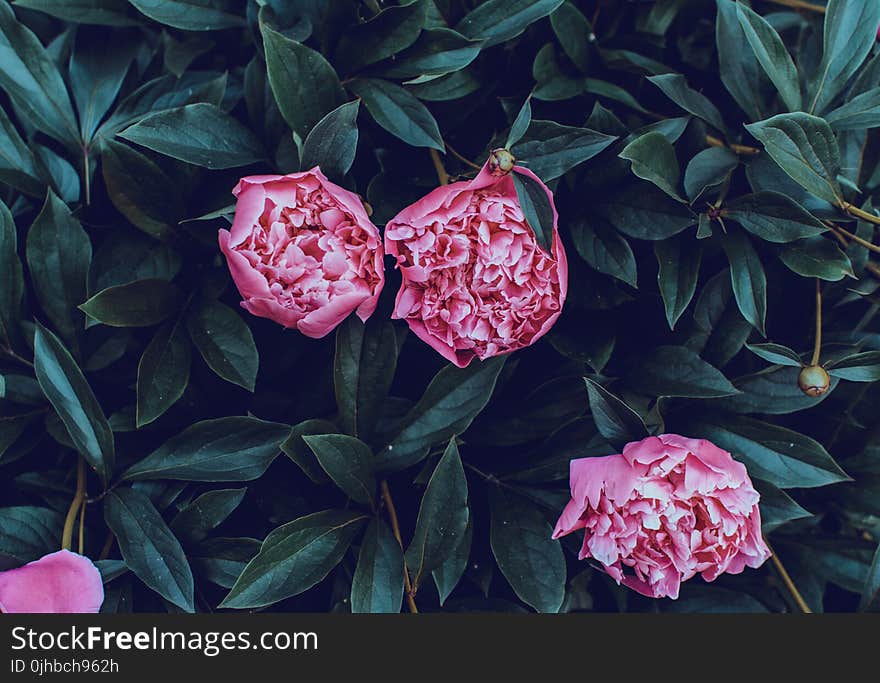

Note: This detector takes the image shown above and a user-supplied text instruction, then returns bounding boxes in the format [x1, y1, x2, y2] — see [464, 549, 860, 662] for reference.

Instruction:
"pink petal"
[0, 550, 103, 614]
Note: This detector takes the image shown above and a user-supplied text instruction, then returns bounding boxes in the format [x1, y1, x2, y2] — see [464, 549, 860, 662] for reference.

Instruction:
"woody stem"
[429, 149, 450, 186]
[811, 279, 822, 367]
[61, 457, 87, 551]
[380, 480, 419, 613]
[766, 539, 813, 613]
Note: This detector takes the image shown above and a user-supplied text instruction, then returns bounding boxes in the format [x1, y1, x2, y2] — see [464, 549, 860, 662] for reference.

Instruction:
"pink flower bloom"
[219, 169, 385, 338]
[0, 550, 103, 613]
[384, 160, 567, 368]
[553, 434, 771, 599]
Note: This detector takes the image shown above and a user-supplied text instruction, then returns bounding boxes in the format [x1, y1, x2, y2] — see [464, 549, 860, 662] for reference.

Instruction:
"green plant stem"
[705, 135, 761, 156]
[445, 143, 482, 171]
[98, 530, 115, 561]
[380, 480, 418, 613]
[429, 149, 450, 185]
[61, 457, 87, 551]
[840, 201, 880, 227]
[833, 224, 880, 255]
[764, 0, 825, 13]
[811, 279, 822, 367]
[766, 539, 813, 613]
[0, 345, 34, 368]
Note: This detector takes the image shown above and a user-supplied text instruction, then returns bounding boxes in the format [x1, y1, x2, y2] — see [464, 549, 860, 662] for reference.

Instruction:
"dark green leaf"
[33, 323, 114, 484]
[119, 103, 264, 169]
[379, 357, 505, 471]
[303, 434, 376, 507]
[80, 279, 181, 328]
[746, 342, 803, 367]
[299, 100, 359, 181]
[735, 3, 801, 112]
[550, 1, 590, 73]
[648, 73, 726, 132]
[722, 192, 827, 243]
[456, 0, 564, 48]
[382, 28, 483, 80]
[512, 171, 555, 255]
[620, 131, 682, 201]
[0, 199, 23, 347]
[684, 147, 738, 203]
[489, 486, 565, 613]
[136, 318, 191, 427]
[655, 236, 702, 329]
[826, 351, 880, 382]
[715, 0, 769, 121]
[351, 519, 404, 614]
[191, 537, 259, 589]
[584, 378, 648, 449]
[826, 88, 880, 131]
[280, 419, 337, 483]
[104, 487, 194, 612]
[745, 113, 842, 205]
[722, 230, 767, 335]
[405, 438, 469, 587]
[432, 517, 472, 605]
[123, 417, 290, 482]
[778, 236, 853, 281]
[757, 481, 812, 532]
[0, 506, 63, 563]
[506, 96, 532, 149]
[186, 299, 259, 392]
[349, 78, 444, 151]
[0, 107, 42, 196]
[629, 345, 739, 398]
[861, 542, 880, 611]
[597, 183, 696, 240]
[127, 0, 243, 31]
[220, 509, 367, 609]
[171, 487, 246, 545]
[12, 0, 139, 26]
[335, 0, 427, 73]
[510, 120, 616, 181]
[27, 190, 91, 348]
[570, 217, 637, 287]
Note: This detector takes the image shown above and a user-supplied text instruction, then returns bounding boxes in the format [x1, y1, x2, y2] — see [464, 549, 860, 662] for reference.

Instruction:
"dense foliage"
[2, 0, 880, 614]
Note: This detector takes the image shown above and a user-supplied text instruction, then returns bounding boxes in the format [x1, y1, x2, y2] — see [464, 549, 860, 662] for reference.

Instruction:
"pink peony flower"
[219, 169, 385, 338]
[384, 158, 567, 368]
[0, 550, 104, 613]
[553, 434, 771, 599]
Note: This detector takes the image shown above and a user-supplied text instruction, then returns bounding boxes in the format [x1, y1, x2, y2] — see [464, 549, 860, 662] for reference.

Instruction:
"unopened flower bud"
[798, 365, 831, 397]
[488, 148, 516, 176]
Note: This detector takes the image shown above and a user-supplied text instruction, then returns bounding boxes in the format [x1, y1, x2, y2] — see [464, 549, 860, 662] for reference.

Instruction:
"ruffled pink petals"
[385, 159, 567, 367]
[220, 168, 385, 337]
[0, 550, 103, 614]
[553, 435, 771, 599]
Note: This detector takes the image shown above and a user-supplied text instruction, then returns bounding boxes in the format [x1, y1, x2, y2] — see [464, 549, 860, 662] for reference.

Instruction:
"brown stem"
[833, 224, 880, 255]
[811, 279, 822, 367]
[705, 134, 761, 156]
[380, 480, 418, 613]
[61, 457, 87, 551]
[764, 0, 826, 13]
[841, 201, 880, 227]
[445, 143, 482, 171]
[77, 495, 86, 555]
[429, 149, 450, 186]
[98, 530, 115, 561]
[0, 346, 34, 368]
[766, 539, 813, 613]
[827, 224, 880, 280]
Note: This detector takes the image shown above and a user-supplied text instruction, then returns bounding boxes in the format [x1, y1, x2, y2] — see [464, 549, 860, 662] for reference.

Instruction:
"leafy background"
[2, 0, 880, 614]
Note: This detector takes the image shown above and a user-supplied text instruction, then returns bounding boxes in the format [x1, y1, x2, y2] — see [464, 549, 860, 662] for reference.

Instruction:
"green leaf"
[260, 23, 345, 139]
[745, 113, 842, 205]
[127, 0, 243, 31]
[170, 488, 246, 546]
[379, 357, 505, 471]
[584, 378, 648, 450]
[826, 88, 880, 131]
[691, 268, 753, 368]
[90, 232, 180, 292]
[0, 106, 43, 197]
[405, 438, 469, 587]
[655, 236, 702, 329]
[861, 542, 880, 611]
[0, 506, 64, 563]
[381, 28, 483, 80]
[684, 147, 738, 203]
[406, 68, 481, 101]
[432, 517, 472, 605]
[33, 323, 114, 484]
[691, 415, 849, 489]
[0, 2, 79, 147]
[0, 199, 23, 347]
[27, 190, 92, 348]
[349, 78, 444, 151]
[629, 345, 740, 398]
[756, 481, 812, 532]
[648, 73, 726, 132]
[510, 120, 616, 181]
[456, 0, 564, 48]
[550, 1, 591, 73]
[735, 3, 801, 112]
[101, 139, 182, 240]
[220, 509, 367, 609]
[570, 217, 637, 287]
[713, 365, 838, 415]
[303, 434, 376, 507]
[333, 316, 398, 442]
[186, 299, 259, 392]
[280, 419, 337, 483]
[191, 537, 259, 589]
[746, 342, 803, 368]
[809, 0, 880, 114]
[136, 318, 191, 427]
[778, 236, 853, 281]
[299, 100, 359, 181]
[620, 131, 682, 201]
[489, 486, 565, 613]
[104, 487, 194, 612]
[531, 43, 586, 102]
[351, 519, 404, 614]
[123, 417, 290, 482]
[722, 192, 827, 243]
[12, 0, 139, 26]
[826, 351, 880, 382]
[722, 230, 767, 335]
[119, 103, 264, 169]
[597, 183, 696, 240]
[512, 171, 555, 255]
[334, 0, 427, 73]
[715, 0, 769, 121]
[80, 279, 181, 328]
[505, 96, 532, 149]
